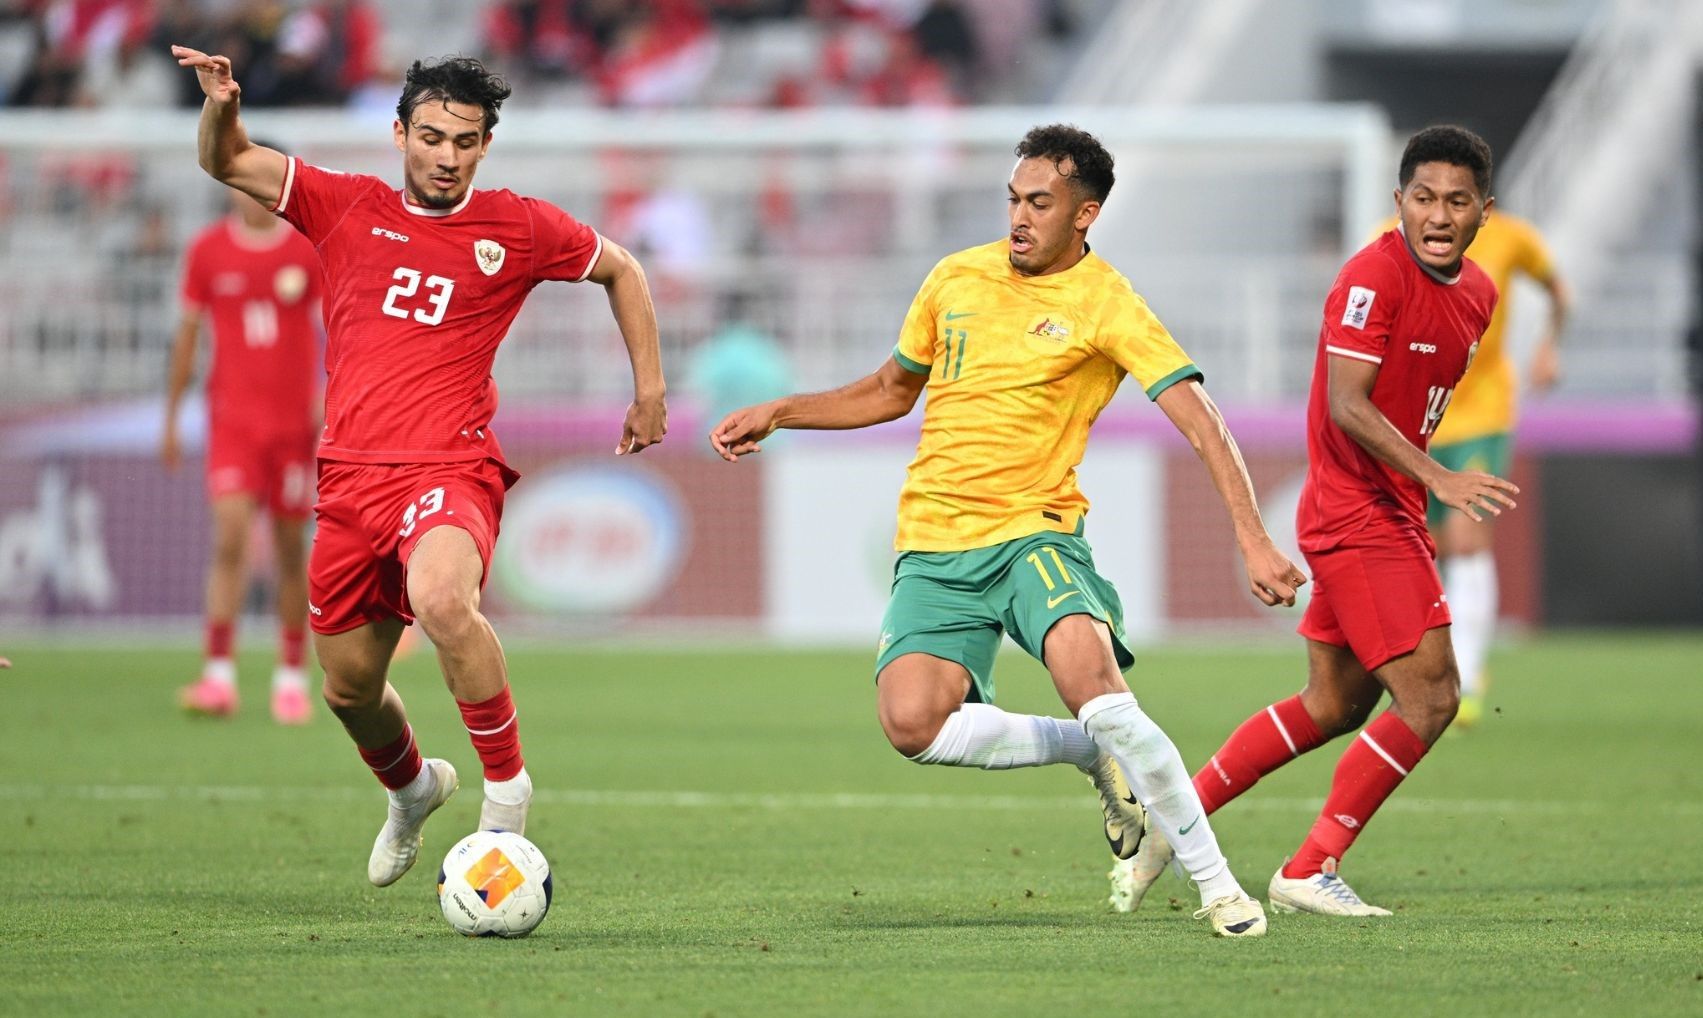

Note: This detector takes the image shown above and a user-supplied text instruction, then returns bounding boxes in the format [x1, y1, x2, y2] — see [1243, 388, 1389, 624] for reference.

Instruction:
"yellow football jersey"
[1372, 213, 1557, 443]
[890, 240, 1200, 552]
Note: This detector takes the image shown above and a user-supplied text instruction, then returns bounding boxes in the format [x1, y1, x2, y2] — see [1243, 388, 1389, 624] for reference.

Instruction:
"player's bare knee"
[321, 675, 381, 715]
[410, 583, 476, 644]
[1301, 688, 1369, 737]
[879, 703, 947, 759]
[211, 529, 245, 568]
[1433, 666, 1462, 722]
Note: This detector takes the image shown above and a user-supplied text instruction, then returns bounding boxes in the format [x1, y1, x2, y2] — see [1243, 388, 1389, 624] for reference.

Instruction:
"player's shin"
[1284, 710, 1428, 878]
[1194, 694, 1326, 814]
[1079, 692, 1242, 904]
[359, 723, 425, 792]
[457, 685, 531, 832]
[909, 702, 1099, 769]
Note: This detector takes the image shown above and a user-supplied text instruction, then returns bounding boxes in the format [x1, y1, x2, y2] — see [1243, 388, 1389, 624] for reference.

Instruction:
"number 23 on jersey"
[381, 267, 455, 326]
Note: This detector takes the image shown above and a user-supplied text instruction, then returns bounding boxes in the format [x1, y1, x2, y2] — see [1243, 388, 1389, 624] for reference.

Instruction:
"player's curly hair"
[1015, 124, 1115, 203]
[1399, 125, 1493, 197]
[396, 57, 513, 135]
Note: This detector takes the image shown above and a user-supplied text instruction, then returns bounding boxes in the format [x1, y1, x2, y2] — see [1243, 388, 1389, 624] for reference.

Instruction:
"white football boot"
[1194, 892, 1268, 938]
[1108, 811, 1175, 912]
[1081, 753, 1147, 860]
[1267, 857, 1392, 916]
[367, 758, 458, 887]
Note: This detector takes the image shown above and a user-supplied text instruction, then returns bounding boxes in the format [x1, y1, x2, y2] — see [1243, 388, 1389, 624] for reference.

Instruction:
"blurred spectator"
[687, 293, 793, 447]
[482, 0, 582, 81]
[911, 0, 976, 91]
[7, 0, 1063, 109]
[597, 0, 718, 107]
[272, 0, 384, 105]
[10, 0, 154, 106]
[76, 31, 176, 106]
[706, 0, 806, 23]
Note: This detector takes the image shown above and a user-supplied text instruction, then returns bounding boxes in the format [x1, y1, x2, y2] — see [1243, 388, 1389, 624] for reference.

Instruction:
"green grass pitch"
[1, 633, 1699, 1016]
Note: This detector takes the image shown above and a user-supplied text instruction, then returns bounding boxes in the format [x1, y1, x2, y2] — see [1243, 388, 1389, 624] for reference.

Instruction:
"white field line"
[0, 784, 1696, 816]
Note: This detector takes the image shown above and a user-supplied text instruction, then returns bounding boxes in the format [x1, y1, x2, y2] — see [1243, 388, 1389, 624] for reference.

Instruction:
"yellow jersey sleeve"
[1091, 289, 1202, 400]
[1513, 217, 1557, 285]
[892, 260, 947, 375]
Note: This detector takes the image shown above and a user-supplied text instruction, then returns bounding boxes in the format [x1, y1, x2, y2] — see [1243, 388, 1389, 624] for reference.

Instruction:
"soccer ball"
[437, 830, 553, 938]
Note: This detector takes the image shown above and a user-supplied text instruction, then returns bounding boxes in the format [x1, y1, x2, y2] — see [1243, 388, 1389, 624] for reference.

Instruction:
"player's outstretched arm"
[170, 45, 286, 209]
[1529, 275, 1572, 393]
[708, 357, 926, 463]
[1327, 355, 1518, 522]
[1156, 379, 1306, 606]
[585, 239, 667, 455]
[160, 310, 203, 472]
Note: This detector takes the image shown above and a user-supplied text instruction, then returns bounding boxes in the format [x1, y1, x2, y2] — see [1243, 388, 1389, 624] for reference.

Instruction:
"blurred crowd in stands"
[1, 0, 1080, 110]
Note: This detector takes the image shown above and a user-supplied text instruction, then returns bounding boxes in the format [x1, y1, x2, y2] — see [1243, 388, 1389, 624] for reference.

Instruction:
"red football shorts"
[308, 458, 518, 636]
[1298, 515, 1451, 672]
[206, 426, 317, 518]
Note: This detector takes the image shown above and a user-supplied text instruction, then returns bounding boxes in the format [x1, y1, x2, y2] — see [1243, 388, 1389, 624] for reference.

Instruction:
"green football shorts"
[875, 524, 1134, 704]
[1426, 431, 1512, 528]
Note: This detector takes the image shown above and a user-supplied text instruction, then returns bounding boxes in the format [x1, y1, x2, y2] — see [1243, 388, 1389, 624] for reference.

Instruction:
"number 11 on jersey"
[940, 326, 968, 380]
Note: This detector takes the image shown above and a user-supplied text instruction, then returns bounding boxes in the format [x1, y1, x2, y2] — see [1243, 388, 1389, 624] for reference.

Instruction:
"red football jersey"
[180, 218, 323, 437]
[1297, 229, 1498, 552]
[273, 158, 602, 465]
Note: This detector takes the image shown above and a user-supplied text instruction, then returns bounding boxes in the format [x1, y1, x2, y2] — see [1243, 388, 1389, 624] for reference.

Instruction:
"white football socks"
[272, 664, 308, 693]
[1443, 551, 1497, 698]
[1078, 692, 1242, 905]
[202, 657, 236, 688]
[910, 702, 1100, 770]
[485, 768, 532, 806]
[390, 761, 435, 806]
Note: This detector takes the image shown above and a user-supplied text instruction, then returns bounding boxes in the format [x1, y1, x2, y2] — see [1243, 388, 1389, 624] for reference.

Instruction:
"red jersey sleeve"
[272, 157, 379, 245]
[179, 233, 211, 312]
[1319, 246, 1405, 365]
[524, 197, 603, 283]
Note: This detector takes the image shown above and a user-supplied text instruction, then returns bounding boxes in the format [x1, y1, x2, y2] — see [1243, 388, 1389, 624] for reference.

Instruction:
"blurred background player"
[1112, 126, 1518, 917]
[711, 124, 1307, 939]
[173, 44, 667, 888]
[162, 178, 324, 725]
[1371, 206, 1571, 727]
[1427, 212, 1568, 727]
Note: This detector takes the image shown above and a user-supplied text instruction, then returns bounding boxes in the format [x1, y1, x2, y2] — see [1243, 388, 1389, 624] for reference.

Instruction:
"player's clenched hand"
[709, 403, 779, 462]
[171, 45, 241, 104]
[1241, 538, 1308, 607]
[618, 394, 667, 455]
[1432, 469, 1519, 523]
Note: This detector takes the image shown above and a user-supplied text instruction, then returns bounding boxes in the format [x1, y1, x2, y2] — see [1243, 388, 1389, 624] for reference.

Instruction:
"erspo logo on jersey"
[371, 226, 409, 243]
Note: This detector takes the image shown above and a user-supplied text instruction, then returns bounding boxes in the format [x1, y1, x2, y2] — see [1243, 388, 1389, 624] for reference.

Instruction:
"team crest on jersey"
[474, 239, 506, 276]
[1025, 316, 1072, 342]
[1464, 340, 1481, 374]
[274, 265, 308, 304]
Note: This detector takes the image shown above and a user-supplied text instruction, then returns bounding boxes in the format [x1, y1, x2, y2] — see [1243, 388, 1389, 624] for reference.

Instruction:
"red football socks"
[205, 620, 234, 660]
[457, 686, 524, 781]
[1284, 711, 1428, 878]
[279, 625, 307, 668]
[359, 724, 424, 790]
[1193, 694, 1326, 815]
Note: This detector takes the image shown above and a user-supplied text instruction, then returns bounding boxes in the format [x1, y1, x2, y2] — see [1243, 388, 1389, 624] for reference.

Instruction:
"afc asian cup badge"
[474, 239, 506, 276]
